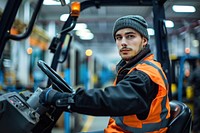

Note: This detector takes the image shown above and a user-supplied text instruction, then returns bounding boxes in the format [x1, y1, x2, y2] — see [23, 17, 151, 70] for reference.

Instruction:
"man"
[187, 59, 200, 133]
[40, 15, 171, 133]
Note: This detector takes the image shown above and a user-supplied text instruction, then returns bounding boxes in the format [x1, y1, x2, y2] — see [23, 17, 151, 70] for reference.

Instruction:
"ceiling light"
[147, 28, 155, 36]
[43, 0, 70, 5]
[80, 32, 94, 40]
[172, 5, 196, 13]
[73, 23, 87, 30]
[60, 14, 69, 21]
[75, 28, 94, 40]
[75, 29, 90, 36]
[192, 40, 199, 47]
[85, 49, 93, 56]
[27, 47, 33, 55]
[164, 20, 174, 28]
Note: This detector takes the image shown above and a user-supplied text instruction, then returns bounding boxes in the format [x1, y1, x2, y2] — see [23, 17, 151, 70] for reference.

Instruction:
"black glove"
[39, 88, 75, 111]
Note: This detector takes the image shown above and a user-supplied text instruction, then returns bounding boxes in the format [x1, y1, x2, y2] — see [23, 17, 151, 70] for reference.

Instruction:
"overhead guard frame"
[0, 0, 171, 102]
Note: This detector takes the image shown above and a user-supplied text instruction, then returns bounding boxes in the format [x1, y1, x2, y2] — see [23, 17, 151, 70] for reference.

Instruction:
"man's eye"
[116, 36, 122, 40]
[126, 35, 134, 39]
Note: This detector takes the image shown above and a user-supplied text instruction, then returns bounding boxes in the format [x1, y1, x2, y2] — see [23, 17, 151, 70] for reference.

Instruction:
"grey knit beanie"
[113, 15, 149, 40]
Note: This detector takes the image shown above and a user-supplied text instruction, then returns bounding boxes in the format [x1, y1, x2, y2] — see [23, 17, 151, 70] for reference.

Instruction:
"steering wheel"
[37, 60, 74, 93]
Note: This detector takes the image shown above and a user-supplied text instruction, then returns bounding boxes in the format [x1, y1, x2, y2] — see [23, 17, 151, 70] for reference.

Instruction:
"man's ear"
[143, 37, 148, 46]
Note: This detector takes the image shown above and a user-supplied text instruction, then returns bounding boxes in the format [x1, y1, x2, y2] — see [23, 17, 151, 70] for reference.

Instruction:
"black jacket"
[71, 45, 158, 119]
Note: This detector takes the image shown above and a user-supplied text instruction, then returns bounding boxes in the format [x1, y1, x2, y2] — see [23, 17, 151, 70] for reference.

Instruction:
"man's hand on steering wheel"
[39, 87, 75, 111]
[37, 60, 75, 111]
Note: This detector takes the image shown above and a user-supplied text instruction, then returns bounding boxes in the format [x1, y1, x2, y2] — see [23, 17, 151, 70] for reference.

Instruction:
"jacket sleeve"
[71, 70, 158, 116]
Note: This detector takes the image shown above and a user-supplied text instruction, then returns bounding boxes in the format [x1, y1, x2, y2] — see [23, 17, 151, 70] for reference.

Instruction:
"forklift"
[0, 0, 192, 132]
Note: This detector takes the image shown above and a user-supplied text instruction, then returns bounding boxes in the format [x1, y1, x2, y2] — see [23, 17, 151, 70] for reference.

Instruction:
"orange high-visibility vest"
[104, 55, 170, 133]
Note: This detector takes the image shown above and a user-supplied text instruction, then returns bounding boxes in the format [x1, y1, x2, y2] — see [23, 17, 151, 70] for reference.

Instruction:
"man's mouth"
[120, 48, 131, 52]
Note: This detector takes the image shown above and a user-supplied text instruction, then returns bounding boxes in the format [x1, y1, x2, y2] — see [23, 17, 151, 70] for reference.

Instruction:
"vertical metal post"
[152, 0, 172, 100]
[178, 56, 186, 102]
[0, 0, 22, 58]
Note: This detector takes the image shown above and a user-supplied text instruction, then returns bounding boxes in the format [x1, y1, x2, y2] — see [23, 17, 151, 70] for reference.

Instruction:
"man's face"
[115, 28, 148, 62]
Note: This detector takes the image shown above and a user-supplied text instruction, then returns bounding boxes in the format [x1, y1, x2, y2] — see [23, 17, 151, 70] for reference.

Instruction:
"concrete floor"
[52, 116, 109, 133]
[81, 116, 109, 132]
[52, 128, 65, 133]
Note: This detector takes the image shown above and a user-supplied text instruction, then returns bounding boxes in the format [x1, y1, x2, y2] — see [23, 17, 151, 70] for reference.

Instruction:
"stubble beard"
[120, 43, 144, 62]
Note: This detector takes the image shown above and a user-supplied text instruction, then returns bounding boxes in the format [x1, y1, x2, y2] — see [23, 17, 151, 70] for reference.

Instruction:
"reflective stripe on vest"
[142, 60, 169, 91]
[112, 60, 169, 132]
[114, 96, 169, 132]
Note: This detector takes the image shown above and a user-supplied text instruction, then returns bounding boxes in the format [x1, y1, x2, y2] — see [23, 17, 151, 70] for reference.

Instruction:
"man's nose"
[121, 37, 127, 47]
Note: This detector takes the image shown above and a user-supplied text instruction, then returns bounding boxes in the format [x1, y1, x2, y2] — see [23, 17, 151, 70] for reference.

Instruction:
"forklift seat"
[167, 100, 192, 133]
